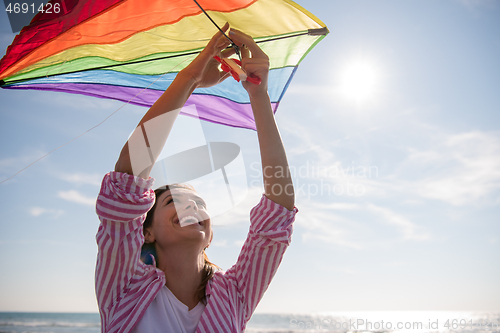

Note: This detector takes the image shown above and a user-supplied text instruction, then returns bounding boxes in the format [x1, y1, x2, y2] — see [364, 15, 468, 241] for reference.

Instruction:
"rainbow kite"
[0, 0, 328, 130]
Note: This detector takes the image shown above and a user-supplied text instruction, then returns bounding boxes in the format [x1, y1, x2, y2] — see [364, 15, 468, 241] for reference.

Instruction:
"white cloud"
[59, 173, 102, 186]
[277, 118, 387, 201]
[281, 117, 338, 167]
[399, 130, 500, 206]
[329, 202, 359, 210]
[29, 207, 64, 218]
[211, 187, 263, 226]
[0, 149, 48, 183]
[210, 239, 228, 247]
[283, 128, 498, 253]
[297, 202, 366, 249]
[296, 200, 429, 249]
[40, 91, 121, 111]
[30, 207, 47, 217]
[57, 190, 96, 206]
[284, 112, 500, 207]
[366, 204, 430, 241]
[233, 239, 245, 248]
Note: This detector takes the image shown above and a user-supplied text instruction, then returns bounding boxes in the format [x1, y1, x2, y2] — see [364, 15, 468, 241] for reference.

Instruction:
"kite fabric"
[0, 0, 328, 130]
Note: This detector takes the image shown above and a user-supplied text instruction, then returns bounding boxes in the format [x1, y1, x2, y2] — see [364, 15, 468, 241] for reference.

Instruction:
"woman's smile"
[179, 215, 202, 227]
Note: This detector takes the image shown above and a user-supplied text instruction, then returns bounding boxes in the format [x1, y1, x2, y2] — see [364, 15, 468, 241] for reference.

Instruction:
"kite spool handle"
[245, 73, 262, 85]
[213, 56, 262, 85]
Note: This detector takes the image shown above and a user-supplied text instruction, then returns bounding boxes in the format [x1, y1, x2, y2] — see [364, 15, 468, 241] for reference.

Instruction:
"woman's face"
[146, 188, 212, 251]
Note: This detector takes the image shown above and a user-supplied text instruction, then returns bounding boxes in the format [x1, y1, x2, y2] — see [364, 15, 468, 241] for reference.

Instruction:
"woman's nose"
[183, 199, 198, 211]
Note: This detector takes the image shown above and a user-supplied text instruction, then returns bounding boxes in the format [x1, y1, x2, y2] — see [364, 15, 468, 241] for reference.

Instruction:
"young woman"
[95, 24, 297, 333]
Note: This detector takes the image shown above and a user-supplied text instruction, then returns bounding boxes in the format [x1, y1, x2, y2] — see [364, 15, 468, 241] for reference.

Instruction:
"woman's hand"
[180, 23, 233, 88]
[228, 29, 270, 97]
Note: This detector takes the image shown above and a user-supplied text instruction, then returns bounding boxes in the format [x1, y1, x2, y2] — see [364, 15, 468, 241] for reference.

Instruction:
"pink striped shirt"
[95, 172, 297, 333]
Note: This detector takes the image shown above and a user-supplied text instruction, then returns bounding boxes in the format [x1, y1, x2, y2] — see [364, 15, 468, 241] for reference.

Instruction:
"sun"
[339, 61, 378, 103]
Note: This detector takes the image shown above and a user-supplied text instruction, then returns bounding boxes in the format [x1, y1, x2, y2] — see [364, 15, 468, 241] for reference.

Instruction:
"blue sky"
[0, 0, 499, 313]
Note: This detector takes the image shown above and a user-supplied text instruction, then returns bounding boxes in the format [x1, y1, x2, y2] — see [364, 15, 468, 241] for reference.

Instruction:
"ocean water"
[0, 312, 100, 333]
[0, 311, 498, 333]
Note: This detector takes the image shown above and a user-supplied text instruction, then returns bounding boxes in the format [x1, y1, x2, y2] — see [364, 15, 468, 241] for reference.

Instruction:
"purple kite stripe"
[5, 83, 280, 130]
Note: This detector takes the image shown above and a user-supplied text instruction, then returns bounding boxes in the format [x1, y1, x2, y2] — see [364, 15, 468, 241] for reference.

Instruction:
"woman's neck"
[156, 246, 205, 310]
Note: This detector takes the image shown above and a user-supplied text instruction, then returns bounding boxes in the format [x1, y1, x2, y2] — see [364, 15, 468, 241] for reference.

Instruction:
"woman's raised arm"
[115, 24, 232, 178]
[229, 29, 295, 211]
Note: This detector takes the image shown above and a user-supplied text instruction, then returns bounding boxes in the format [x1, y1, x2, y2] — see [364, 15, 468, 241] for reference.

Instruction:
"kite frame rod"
[0, 29, 327, 87]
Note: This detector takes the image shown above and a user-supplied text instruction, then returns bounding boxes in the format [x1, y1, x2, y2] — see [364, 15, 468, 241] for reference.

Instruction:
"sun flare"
[339, 61, 378, 103]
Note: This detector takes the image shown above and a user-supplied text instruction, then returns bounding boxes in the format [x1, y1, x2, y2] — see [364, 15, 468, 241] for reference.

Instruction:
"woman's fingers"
[207, 23, 231, 55]
[241, 59, 269, 79]
[225, 29, 269, 90]
[213, 22, 229, 42]
[229, 29, 268, 60]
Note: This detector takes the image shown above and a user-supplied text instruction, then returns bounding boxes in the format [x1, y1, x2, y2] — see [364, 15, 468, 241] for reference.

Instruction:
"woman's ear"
[144, 228, 155, 244]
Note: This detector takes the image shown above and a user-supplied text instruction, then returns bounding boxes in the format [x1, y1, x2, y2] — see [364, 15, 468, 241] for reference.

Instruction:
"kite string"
[0, 55, 196, 185]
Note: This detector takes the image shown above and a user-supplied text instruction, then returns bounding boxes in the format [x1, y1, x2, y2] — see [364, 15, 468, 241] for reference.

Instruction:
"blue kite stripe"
[10, 67, 296, 104]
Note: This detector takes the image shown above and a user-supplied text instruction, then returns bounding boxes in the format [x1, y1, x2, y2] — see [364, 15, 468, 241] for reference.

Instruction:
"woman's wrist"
[176, 69, 200, 91]
[248, 89, 270, 104]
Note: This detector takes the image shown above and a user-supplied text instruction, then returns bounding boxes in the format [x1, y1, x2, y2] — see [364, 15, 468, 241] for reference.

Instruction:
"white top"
[131, 285, 205, 333]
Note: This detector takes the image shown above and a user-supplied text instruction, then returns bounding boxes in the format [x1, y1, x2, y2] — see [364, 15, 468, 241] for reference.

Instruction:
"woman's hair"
[140, 184, 220, 303]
